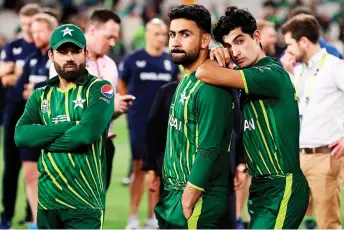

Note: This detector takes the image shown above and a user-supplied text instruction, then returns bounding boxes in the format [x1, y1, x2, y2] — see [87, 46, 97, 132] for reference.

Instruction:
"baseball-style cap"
[50, 24, 86, 50]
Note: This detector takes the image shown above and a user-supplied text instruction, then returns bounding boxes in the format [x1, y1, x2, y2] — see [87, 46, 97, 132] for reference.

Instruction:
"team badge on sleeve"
[101, 84, 114, 98]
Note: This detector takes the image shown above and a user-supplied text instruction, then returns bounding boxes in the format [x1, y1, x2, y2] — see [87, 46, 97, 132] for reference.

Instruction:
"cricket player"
[196, 6, 309, 229]
[154, 4, 234, 229]
[14, 24, 114, 229]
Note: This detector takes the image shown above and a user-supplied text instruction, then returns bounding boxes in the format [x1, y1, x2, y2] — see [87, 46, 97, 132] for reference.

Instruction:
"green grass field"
[1, 117, 344, 229]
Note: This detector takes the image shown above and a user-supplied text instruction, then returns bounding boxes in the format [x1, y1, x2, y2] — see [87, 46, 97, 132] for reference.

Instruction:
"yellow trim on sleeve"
[239, 70, 249, 94]
[187, 182, 205, 192]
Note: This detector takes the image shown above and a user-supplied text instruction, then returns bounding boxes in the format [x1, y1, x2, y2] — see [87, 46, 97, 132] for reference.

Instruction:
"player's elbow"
[14, 127, 29, 148]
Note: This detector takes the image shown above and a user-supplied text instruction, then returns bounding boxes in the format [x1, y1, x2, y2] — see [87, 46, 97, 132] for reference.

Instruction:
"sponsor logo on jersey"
[1, 50, 6, 60]
[30, 59, 38, 67]
[12, 47, 22, 55]
[244, 118, 256, 131]
[101, 84, 113, 98]
[136, 60, 146, 68]
[41, 99, 50, 113]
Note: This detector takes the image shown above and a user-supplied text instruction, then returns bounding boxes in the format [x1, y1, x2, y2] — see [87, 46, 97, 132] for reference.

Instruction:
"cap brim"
[52, 38, 85, 50]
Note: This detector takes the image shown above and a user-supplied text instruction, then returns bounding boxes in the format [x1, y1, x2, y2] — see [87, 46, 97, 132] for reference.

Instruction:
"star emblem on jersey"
[179, 91, 187, 104]
[61, 27, 73, 37]
[73, 98, 86, 109]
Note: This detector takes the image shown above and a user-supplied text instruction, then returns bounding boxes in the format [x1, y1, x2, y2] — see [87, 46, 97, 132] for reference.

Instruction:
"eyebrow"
[169, 29, 192, 34]
[232, 35, 245, 43]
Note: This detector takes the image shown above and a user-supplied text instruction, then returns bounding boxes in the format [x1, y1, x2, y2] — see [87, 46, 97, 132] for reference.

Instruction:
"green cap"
[50, 24, 86, 50]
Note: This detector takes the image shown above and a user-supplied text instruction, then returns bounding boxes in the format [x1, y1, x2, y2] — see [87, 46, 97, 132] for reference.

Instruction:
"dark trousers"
[2, 105, 23, 220]
[105, 138, 115, 191]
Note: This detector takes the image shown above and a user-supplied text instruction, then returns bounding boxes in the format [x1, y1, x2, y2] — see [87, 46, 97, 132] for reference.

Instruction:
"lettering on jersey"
[12, 47, 22, 55]
[164, 60, 172, 71]
[140, 72, 172, 81]
[52, 115, 69, 123]
[41, 99, 50, 113]
[179, 91, 187, 104]
[170, 103, 174, 109]
[16, 60, 25, 68]
[244, 118, 256, 131]
[1, 50, 6, 60]
[169, 114, 182, 131]
[73, 98, 86, 109]
[99, 97, 110, 104]
[252, 66, 272, 73]
[136, 60, 146, 68]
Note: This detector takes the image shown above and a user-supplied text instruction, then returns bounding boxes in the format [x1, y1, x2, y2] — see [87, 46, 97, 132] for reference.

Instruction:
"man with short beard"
[154, 4, 234, 229]
[14, 24, 114, 229]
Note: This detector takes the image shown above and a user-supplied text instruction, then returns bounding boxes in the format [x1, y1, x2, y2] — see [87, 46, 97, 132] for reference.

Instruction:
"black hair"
[89, 9, 121, 25]
[213, 6, 257, 44]
[168, 4, 211, 34]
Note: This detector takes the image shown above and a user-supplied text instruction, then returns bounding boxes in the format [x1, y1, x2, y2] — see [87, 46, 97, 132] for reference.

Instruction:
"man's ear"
[253, 30, 261, 46]
[84, 49, 89, 59]
[201, 33, 212, 49]
[48, 49, 54, 61]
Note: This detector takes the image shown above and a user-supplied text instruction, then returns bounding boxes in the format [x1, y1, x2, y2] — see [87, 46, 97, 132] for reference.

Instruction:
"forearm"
[15, 122, 75, 149]
[196, 63, 244, 88]
[182, 183, 202, 209]
[188, 149, 219, 190]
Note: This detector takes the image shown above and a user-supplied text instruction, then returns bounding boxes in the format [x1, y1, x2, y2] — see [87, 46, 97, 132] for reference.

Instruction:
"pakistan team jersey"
[163, 72, 233, 196]
[15, 72, 114, 209]
[239, 57, 300, 177]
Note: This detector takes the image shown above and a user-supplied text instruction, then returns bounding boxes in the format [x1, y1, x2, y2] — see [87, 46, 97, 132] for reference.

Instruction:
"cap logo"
[61, 27, 73, 37]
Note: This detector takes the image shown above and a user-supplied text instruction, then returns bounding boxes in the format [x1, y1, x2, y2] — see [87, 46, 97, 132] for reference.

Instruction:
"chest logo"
[73, 98, 86, 109]
[179, 91, 188, 104]
[136, 60, 146, 68]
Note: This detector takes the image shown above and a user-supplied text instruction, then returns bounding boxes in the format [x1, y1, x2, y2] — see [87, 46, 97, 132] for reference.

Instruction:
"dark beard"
[54, 61, 86, 82]
[170, 48, 200, 66]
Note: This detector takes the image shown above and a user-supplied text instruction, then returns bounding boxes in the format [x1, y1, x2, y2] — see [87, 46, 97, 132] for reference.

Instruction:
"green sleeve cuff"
[187, 182, 205, 192]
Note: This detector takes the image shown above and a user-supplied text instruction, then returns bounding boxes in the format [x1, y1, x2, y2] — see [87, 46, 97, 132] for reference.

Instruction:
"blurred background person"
[0, 4, 41, 229]
[282, 13, 344, 229]
[118, 18, 179, 229]
[257, 19, 277, 57]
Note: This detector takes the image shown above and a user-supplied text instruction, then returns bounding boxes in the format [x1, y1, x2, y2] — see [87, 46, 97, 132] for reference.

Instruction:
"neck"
[58, 77, 75, 90]
[253, 49, 267, 65]
[40, 45, 49, 55]
[184, 49, 209, 75]
[85, 34, 99, 61]
[303, 43, 322, 64]
[22, 33, 33, 43]
[145, 45, 163, 57]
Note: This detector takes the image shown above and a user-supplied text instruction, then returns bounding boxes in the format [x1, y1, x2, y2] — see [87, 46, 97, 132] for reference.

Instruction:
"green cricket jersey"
[163, 72, 234, 196]
[239, 57, 300, 178]
[15, 71, 114, 210]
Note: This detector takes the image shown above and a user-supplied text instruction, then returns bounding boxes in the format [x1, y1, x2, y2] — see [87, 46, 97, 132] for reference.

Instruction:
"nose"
[109, 38, 115, 48]
[170, 35, 181, 48]
[231, 46, 241, 58]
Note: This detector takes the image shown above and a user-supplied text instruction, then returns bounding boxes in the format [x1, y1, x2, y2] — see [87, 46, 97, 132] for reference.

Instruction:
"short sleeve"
[118, 55, 131, 83]
[240, 64, 284, 97]
[1, 43, 14, 62]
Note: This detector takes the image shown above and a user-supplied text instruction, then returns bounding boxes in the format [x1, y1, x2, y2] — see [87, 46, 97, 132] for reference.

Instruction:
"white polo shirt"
[50, 55, 118, 138]
[292, 48, 344, 148]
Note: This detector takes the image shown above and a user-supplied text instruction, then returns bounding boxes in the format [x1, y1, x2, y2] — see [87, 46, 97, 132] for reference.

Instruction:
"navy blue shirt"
[9, 49, 51, 104]
[119, 49, 179, 132]
[319, 37, 342, 59]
